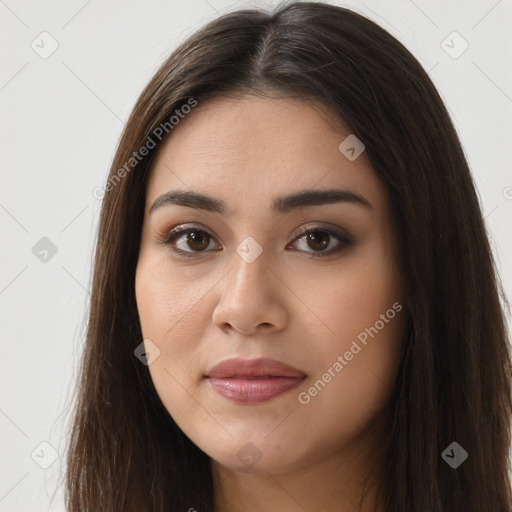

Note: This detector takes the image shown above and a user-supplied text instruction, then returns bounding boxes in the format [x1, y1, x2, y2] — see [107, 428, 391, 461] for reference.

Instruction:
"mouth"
[205, 357, 307, 404]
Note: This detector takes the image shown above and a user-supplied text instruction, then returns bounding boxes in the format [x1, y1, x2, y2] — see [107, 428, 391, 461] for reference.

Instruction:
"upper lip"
[206, 357, 307, 379]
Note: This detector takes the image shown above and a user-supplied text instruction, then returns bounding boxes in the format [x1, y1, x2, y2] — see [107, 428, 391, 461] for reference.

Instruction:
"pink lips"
[206, 357, 307, 404]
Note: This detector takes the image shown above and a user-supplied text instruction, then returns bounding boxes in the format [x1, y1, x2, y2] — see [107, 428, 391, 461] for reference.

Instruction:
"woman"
[64, 2, 512, 511]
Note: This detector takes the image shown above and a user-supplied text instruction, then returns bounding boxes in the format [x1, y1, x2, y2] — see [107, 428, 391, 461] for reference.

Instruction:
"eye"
[288, 227, 352, 259]
[160, 224, 353, 259]
[161, 226, 220, 258]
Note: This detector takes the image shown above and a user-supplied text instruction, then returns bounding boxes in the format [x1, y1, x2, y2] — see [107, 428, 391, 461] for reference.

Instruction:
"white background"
[1, 0, 511, 510]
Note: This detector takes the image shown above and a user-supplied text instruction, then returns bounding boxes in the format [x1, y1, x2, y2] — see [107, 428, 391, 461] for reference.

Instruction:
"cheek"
[297, 315, 403, 445]
[294, 241, 404, 419]
[135, 256, 212, 426]
[135, 254, 208, 371]
[304, 242, 403, 351]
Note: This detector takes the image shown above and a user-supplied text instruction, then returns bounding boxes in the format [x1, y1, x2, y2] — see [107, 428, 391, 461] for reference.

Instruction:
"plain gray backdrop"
[1, 0, 511, 510]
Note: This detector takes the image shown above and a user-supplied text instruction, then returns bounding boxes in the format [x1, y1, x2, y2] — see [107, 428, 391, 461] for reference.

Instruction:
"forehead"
[145, 95, 385, 216]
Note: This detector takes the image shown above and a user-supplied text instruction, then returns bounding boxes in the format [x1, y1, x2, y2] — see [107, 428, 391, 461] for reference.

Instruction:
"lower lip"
[207, 376, 306, 403]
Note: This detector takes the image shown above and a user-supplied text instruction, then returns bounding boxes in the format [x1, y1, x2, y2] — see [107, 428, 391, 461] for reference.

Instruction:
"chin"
[204, 438, 309, 476]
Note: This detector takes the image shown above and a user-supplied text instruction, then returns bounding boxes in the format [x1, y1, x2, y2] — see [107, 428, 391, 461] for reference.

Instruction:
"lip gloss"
[207, 376, 306, 403]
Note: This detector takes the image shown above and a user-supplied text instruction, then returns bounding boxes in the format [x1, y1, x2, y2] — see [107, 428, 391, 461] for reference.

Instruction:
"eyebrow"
[149, 188, 372, 216]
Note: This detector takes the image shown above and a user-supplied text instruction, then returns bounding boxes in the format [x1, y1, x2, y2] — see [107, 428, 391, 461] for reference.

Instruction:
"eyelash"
[159, 224, 353, 260]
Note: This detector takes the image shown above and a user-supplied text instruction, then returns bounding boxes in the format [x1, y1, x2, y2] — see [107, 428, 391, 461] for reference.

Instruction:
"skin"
[135, 95, 406, 511]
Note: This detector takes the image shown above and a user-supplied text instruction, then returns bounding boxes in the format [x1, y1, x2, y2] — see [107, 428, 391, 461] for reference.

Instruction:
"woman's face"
[135, 95, 405, 475]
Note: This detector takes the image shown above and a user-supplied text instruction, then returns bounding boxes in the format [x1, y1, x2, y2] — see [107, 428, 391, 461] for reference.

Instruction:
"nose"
[211, 249, 289, 336]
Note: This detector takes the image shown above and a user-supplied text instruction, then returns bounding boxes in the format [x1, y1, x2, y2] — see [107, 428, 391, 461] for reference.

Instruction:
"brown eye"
[162, 225, 352, 260]
[290, 228, 352, 259]
[182, 230, 210, 251]
[164, 227, 220, 257]
[304, 231, 330, 251]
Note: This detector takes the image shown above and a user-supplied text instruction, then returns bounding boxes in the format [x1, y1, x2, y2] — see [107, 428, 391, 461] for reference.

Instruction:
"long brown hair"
[64, 2, 512, 510]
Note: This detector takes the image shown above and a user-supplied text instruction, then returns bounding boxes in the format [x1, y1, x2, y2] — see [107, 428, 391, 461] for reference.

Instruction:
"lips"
[205, 357, 307, 404]
[206, 357, 306, 379]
